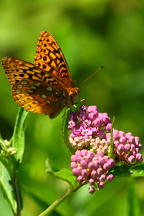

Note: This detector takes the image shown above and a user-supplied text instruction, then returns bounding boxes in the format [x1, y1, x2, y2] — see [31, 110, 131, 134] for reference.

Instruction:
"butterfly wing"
[34, 31, 73, 88]
[2, 57, 69, 118]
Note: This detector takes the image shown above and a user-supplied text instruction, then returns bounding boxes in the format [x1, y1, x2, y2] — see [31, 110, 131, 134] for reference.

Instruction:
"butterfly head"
[66, 87, 80, 107]
[68, 87, 80, 97]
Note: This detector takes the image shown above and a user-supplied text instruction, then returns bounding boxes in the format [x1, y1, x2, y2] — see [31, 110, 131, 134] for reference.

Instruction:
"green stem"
[38, 184, 80, 216]
[108, 116, 115, 158]
[11, 175, 22, 216]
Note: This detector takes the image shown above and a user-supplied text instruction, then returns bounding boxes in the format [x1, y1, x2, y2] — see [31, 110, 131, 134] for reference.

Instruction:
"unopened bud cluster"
[0, 139, 16, 157]
[106, 129, 142, 164]
[68, 106, 143, 193]
[71, 150, 114, 193]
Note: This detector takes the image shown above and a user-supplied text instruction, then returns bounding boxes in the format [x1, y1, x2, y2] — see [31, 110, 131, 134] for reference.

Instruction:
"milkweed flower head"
[68, 105, 112, 153]
[68, 105, 143, 193]
[106, 129, 142, 164]
[71, 150, 115, 193]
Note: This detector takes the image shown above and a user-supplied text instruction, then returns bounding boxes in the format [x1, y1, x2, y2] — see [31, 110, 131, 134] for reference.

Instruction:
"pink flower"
[71, 150, 115, 193]
[106, 129, 143, 164]
[68, 105, 143, 194]
[68, 106, 112, 150]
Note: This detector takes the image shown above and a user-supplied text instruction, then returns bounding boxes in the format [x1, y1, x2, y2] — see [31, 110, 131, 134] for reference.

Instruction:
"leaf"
[110, 165, 131, 177]
[62, 108, 74, 153]
[12, 107, 28, 163]
[54, 168, 78, 188]
[45, 159, 77, 188]
[110, 163, 144, 178]
[45, 158, 58, 173]
[0, 162, 17, 214]
[129, 163, 144, 177]
[127, 178, 140, 216]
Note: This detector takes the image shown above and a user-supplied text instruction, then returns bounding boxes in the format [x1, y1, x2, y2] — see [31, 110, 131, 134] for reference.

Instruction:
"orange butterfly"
[2, 32, 79, 118]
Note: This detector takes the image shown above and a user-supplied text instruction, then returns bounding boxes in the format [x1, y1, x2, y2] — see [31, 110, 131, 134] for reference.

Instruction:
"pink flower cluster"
[71, 150, 115, 193]
[68, 106, 143, 193]
[106, 129, 142, 164]
[68, 105, 112, 150]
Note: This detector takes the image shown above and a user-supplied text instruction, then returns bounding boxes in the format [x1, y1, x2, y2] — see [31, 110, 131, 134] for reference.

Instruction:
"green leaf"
[129, 163, 144, 177]
[62, 108, 74, 153]
[110, 165, 131, 177]
[45, 159, 77, 188]
[45, 158, 57, 173]
[110, 163, 144, 178]
[12, 108, 28, 163]
[127, 178, 140, 216]
[54, 168, 78, 188]
[0, 162, 17, 214]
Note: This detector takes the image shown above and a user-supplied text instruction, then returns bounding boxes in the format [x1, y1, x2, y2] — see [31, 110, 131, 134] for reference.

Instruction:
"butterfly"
[2, 32, 79, 118]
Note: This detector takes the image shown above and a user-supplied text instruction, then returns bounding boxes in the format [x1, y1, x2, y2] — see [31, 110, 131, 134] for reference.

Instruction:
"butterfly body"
[2, 32, 79, 118]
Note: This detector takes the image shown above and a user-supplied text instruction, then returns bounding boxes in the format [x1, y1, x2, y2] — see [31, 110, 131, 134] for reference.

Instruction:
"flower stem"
[38, 185, 80, 216]
[11, 174, 22, 216]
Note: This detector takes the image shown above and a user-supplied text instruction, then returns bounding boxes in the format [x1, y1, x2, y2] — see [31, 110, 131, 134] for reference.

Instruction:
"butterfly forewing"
[34, 32, 73, 88]
[2, 57, 69, 118]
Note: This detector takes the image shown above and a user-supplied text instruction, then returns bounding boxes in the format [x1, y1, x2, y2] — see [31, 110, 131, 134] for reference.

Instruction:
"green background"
[0, 0, 144, 215]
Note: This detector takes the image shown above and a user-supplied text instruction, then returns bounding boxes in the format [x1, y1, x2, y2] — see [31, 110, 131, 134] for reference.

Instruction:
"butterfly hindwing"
[2, 57, 69, 118]
[12, 91, 65, 118]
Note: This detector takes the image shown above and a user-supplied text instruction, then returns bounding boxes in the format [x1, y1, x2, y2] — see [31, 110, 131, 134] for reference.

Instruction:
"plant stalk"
[11, 175, 22, 216]
[38, 185, 80, 216]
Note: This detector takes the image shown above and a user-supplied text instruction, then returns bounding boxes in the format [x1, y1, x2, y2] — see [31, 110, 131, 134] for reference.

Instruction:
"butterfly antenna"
[81, 66, 104, 85]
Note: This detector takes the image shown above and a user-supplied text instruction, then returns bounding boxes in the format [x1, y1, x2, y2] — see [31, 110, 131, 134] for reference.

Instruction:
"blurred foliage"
[0, 0, 144, 215]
